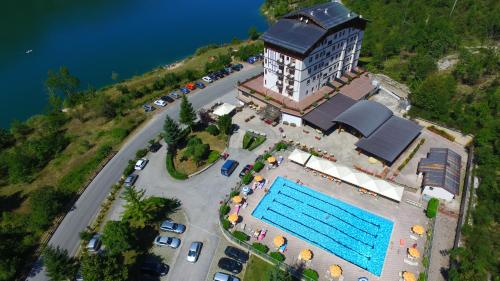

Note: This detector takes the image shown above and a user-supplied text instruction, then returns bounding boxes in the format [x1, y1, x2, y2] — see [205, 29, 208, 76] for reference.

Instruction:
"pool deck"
[232, 151, 429, 281]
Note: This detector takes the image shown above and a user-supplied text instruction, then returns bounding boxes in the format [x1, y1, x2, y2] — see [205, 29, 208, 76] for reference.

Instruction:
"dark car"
[217, 258, 242, 274]
[124, 174, 138, 187]
[169, 92, 181, 99]
[231, 64, 243, 71]
[195, 81, 205, 89]
[179, 87, 190, 94]
[247, 56, 257, 64]
[143, 104, 154, 112]
[238, 164, 253, 178]
[208, 73, 218, 81]
[224, 246, 249, 263]
[140, 262, 169, 277]
[220, 68, 230, 76]
[149, 142, 161, 153]
[160, 95, 174, 103]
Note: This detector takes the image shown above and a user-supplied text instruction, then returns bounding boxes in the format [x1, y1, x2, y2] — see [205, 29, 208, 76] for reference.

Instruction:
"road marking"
[188, 222, 220, 238]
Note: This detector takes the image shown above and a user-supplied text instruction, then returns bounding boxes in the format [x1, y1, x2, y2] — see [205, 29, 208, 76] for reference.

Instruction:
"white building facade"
[261, 3, 366, 102]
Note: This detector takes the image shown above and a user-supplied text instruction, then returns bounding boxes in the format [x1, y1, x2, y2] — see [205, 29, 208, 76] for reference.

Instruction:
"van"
[221, 160, 239, 177]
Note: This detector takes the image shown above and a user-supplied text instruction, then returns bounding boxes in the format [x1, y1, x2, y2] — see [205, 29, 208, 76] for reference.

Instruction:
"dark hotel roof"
[417, 148, 462, 195]
[356, 116, 422, 164]
[333, 100, 393, 137]
[303, 93, 357, 131]
[261, 2, 366, 55]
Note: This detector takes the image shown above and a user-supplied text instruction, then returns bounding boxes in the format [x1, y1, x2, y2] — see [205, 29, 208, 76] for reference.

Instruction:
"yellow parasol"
[273, 236, 285, 247]
[329, 264, 342, 278]
[228, 213, 239, 223]
[299, 249, 312, 261]
[232, 195, 242, 204]
[408, 247, 420, 258]
[254, 175, 263, 182]
[403, 271, 416, 281]
[412, 225, 425, 235]
[368, 157, 378, 164]
[267, 156, 277, 163]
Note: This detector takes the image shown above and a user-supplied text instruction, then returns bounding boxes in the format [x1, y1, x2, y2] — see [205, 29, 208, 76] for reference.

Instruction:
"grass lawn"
[244, 255, 275, 281]
[174, 131, 227, 175]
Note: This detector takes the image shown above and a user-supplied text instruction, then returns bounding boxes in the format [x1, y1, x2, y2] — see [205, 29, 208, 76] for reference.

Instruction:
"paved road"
[26, 64, 263, 281]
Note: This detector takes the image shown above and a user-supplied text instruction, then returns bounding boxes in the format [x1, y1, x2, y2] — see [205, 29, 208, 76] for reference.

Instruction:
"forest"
[263, 0, 499, 280]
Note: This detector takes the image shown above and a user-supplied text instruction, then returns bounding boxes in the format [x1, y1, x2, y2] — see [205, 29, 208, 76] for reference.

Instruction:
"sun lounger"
[278, 242, 287, 253]
[404, 258, 419, 266]
[258, 229, 267, 241]
[410, 235, 419, 240]
[277, 156, 284, 165]
[235, 205, 241, 214]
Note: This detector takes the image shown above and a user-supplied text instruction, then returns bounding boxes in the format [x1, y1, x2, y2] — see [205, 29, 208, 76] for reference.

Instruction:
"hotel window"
[329, 67, 332, 72]
[328, 40, 332, 45]
[308, 68, 311, 74]
[309, 57, 313, 63]
[264, 79, 266, 85]
[307, 79, 310, 85]
[306, 90, 309, 95]
[265, 69, 267, 74]
[315, 54, 319, 59]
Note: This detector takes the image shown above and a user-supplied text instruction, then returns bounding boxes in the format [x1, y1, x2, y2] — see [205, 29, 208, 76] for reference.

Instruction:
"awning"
[213, 103, 236, 116]
[305, 155, 404, 202]
[288, 149, 311, 165]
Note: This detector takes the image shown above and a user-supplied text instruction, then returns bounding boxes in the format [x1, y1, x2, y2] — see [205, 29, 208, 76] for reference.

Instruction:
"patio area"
[226, 152, 429, 281]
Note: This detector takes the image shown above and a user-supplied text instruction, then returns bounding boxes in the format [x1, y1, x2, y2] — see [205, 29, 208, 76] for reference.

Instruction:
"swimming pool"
[252, 177, 393, 276]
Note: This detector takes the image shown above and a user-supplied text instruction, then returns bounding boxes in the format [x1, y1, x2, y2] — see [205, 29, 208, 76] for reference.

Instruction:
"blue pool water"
[252, 177, 393, 276]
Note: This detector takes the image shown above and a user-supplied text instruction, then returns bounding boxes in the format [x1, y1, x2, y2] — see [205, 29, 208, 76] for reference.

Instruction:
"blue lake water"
[252, 176, 393, 276]
[0, 0, 267, 128]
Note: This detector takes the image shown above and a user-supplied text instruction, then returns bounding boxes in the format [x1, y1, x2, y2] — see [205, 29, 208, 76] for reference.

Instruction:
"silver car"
[86, 234, 101, 253]
[213, 272, 240, 281]
[154, 236, 181, 248]
[186, 242, 202, 263]
[160, 220, 186, 234]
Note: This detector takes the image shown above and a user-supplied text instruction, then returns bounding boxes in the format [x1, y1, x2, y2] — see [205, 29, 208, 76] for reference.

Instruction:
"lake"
[0, 0, 267, 128]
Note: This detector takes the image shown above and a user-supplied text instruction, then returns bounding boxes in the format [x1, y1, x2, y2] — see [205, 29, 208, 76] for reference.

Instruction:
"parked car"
[221, 160, 239, 177]
[208, 73, 218, 81]
[195, 81, 205, 89]
[75, 271, 84, 281]
[134, 158, 148, 170]
[86, 234, 101, 253]
[185, 82, 196, 91]
[186, 242, 203, 263]
[224, 66, 234, 74]
[224, 246, 249, 263]
[213, 272, 240, 281]
[153, 236, 181, 248]
[217, 258, 242, 274]
[238, 164, 253, 178]
[140, 262, 169, 277]
[247, 56, 257, 64]
[169, 92, 181, 99]
[124, 174, 138, 187]
[143, 104, 154, 112]
[161, 95, 174, 103]
[202, 76, 213, 83]
[179, 87, 190, 94]
[160, 220, 186, 233]
[149, 142, 161, 152]
[154, 99, 167, 107]
[220, 68, 230, 76]
[231, 64, 243, 71]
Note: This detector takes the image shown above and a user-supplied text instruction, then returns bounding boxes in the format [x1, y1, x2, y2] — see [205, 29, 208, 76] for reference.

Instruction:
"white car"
[154, 99, 167, 107]
[202, 76, 213, 83]
[134, 158, 148, 170]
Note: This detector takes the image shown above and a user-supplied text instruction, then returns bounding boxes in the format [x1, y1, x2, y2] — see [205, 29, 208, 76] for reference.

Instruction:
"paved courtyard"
[231, 153, 430, 281]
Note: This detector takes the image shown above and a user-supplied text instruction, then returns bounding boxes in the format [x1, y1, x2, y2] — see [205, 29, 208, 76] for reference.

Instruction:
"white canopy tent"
[213, 103, 236, 117]
[288, 149, 311, 165]
[305, 155, 404, 202]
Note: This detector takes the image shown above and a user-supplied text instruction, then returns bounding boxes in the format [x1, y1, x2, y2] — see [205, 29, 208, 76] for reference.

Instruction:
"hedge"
[232, 231, 249, 242]
[248, 135, 266, 151]
[222, 219, 231, 230]
[166, 152, 188, 180]
[242, 173, 254, 185]
[123, 160, 135, 177]
[252, 242, 269, 254]
[427, 125, 455, 141]
[243, 132, 253, 149]
[135, 148, 148, 159]
[426, 198, 439, 218]
[303, 268, 319, 281]
[206, 125, 220, 136]
[219, 204, 230, 216]
[252, 161, 264, 172]
[274, 142, 288, 151]
[207, 150, 220, 163]
[270, 251, 285, 262]
[398, 138, 425, 171]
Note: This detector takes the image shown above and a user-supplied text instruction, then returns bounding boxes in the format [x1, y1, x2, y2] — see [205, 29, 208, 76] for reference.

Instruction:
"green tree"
[408, 53, 436, 80]
[269, 263, 294, 281]
[179, 95, 196, 130]
[409, 74, 456, 122]
[192, 143, 210, 166]
[29, 186, 65, 230]
[0, 129, 15, 150]
[101, 221, 133, 255]
[120, 186, 155, 228]
[248, 26, 260, 40]
[217, 114, 233, 135]
[10, 120, 32, 141]
[45, 66, 81, 106]
[93, 94, 116, 119]
[43, 246, 75, 281]
[163, 116, 182, 151]
[80, 254, 127, 281]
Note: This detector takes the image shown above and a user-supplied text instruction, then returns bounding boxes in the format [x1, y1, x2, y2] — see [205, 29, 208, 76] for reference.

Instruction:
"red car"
[238, 164, 253, 178]
[186, 82, 196, 91]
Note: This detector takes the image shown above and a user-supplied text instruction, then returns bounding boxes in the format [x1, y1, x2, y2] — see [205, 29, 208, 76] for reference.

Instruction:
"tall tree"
[248, 26, 260, 40]
[163, 116, 182, 151]
[45, 66, 81, 106]
[101, 221, 133, 255]
[120, 186, 155, 228]
[42, 246, 75, 281]
[217, 114, 233, 135]
[29, 186, 65, 230]
[179, 95, 196, 130]
[80, 254, 127, 281]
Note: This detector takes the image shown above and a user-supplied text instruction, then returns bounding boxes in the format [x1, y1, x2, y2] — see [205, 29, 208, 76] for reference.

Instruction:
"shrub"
[123, 160, 135, 177]
[427, 126, 455, 141]
[79, 230, 94, 241]
[251, 242, 269, 254]
[248, 136, 266, 151]
[398, 138, 425, 171]
[418, 272, 427, 281]
[232, 231, 249, 242]
[207, 150, 220, 163]
[243, 132, 254, 149]
[270, 251, 285, 262]
[206, 125, 220, 136]
[219, 204, 230, 216]
[274, 142, 288, 151]
[187, 137, 202, 147]
[253, 161, 264, 172]
[303, 268, 319, 280]
[426, 198, 439, 218]
[135, 148, 148, 159]
[242, 173, 254, 185]
[222, 219, 231, 230]
[166, 153, 188, 180]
